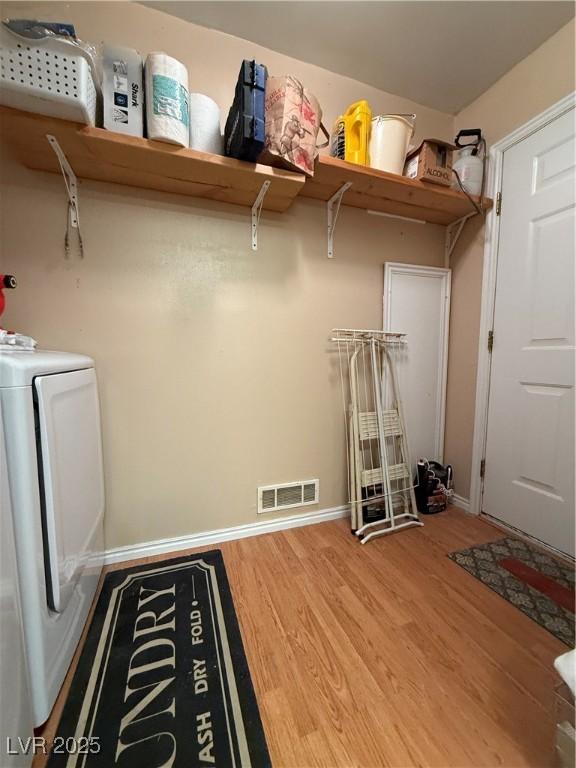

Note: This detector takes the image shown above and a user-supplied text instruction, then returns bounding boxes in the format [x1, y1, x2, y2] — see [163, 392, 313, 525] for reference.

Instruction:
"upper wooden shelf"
[301, 155, 492, 225]
[0, 107, 491, 224]
[0, 107, 305, 212]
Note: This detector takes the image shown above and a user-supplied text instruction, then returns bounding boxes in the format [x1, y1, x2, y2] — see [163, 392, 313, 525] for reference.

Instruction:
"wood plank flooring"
[34, 509, 568, 767]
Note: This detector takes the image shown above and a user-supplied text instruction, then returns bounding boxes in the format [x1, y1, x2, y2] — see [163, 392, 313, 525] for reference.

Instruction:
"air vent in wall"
[257, 479, 319, 514]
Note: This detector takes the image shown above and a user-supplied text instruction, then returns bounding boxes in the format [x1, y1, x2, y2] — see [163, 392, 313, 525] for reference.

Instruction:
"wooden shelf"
[0, 107, 305, 212]
[301, 155, 492, 225]
[0, 107, 491, 224]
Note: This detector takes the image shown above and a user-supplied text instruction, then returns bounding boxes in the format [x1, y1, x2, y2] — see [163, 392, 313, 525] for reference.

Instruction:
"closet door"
[383, 263, 451, 466]
[34, 368, 105, 612]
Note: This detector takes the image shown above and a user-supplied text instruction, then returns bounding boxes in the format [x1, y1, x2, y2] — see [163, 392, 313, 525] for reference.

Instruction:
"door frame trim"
[469, 91, 576, 516]
[383, 262, 451, 461]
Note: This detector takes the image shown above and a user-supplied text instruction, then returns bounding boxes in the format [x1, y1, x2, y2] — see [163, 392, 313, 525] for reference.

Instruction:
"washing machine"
[0, 350, 104, 726]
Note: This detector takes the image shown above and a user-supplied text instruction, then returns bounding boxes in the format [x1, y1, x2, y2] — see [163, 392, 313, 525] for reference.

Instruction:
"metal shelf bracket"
[47, 134, 83, 257]
[444, 211, 477, 265]
[251, 180, 271, 251]
[327, 181, 352, 258]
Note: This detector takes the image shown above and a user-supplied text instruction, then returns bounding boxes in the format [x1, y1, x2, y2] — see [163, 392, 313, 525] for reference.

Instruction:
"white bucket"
[369, 114, 415, 174]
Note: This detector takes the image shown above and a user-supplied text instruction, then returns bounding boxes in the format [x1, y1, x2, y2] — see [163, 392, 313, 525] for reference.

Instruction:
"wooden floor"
[35, 509, 567, 767]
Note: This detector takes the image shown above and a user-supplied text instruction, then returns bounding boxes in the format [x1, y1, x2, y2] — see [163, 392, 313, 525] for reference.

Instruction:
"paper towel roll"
[145, 52, 189, 147]
[189, 93, 224, 155]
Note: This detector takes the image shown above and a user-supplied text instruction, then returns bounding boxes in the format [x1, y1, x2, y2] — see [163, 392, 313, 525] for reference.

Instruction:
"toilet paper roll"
[145, 52, 189, 147]
[189, 93, 224, 155]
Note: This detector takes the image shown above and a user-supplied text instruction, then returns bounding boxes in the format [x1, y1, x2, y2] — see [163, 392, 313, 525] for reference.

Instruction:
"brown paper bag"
[259, 75, 328, 176]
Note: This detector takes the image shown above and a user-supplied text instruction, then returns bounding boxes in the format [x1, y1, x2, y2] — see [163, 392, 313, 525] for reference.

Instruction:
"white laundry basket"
[0, 25, 98, 124]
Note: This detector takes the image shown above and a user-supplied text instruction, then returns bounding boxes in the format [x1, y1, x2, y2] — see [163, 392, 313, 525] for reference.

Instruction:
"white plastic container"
[369, 114, 414, 174]
[0, 25, 98, 124]
[452, 147, 483, 196]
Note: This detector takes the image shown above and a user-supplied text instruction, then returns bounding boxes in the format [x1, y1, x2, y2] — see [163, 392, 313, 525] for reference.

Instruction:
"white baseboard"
[452, 494, 470, 513]
[103, 504, 350, 566]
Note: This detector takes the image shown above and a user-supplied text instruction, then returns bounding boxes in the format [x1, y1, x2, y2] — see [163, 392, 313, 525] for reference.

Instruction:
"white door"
[483, 107, 575, 557]
[383, 263, 451, 465]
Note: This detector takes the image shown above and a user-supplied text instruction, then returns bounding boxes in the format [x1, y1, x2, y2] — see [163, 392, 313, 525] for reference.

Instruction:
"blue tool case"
[224, 59, 268, 162]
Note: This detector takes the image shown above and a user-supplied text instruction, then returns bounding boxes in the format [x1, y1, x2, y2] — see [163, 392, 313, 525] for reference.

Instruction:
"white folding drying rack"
[332, 328, 422, 544]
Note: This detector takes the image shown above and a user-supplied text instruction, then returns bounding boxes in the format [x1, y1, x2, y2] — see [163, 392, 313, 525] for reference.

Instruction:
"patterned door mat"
[449, 537, 575, 646]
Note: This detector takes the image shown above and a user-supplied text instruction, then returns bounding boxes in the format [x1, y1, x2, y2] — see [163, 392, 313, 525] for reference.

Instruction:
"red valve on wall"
[0, 275, 17, 318]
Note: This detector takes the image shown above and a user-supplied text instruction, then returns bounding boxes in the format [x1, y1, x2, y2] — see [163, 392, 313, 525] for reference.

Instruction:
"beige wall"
[2, 3, 572, 540]
[454, 19, 575, 148]
[0, 2, 451, 548]
[444, 18, 575, 499]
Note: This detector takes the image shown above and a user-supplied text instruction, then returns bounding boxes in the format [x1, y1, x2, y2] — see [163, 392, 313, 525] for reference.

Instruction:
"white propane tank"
[452, 147, 483, 196]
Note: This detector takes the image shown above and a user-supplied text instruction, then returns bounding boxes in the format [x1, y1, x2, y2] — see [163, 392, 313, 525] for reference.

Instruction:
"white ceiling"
[143, 1, 574, 113]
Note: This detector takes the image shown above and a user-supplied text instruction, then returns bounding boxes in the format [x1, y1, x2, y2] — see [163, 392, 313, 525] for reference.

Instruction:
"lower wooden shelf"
[0, 107, 306, 212]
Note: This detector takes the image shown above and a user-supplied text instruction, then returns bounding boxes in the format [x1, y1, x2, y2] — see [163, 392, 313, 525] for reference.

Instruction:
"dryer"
[0, 401, 34, 766]
[0, 350, 104, 726]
